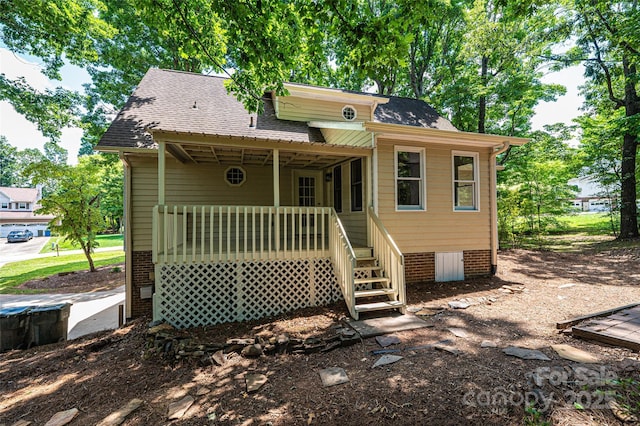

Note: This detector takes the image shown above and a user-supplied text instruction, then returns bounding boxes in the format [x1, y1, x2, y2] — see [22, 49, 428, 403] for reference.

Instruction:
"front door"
[293, 170, 324, 234]
[293, 170, 323, 208]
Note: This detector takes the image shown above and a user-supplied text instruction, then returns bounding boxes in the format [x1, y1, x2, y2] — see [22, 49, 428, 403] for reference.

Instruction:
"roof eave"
[365, 122, 528, 147]
[281, 83, 391, 106]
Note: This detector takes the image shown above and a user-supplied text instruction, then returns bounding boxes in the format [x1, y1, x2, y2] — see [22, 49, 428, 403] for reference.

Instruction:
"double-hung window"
[395, 147, 425, 210]
[453, 151, 479, 211]
[350, 159, 363, 212]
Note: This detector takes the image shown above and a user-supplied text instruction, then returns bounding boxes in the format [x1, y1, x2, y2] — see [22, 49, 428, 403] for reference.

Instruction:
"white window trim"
[452, 150, 480, 212]
[0, 202, 7, 209]
[394, 146, 426, 212]
[18, 202, 28, 210]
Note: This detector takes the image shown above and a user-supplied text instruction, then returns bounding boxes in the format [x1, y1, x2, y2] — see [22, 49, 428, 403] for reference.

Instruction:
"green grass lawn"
[0, 251, 125, 294]
[39, 234, 123, 253]
[557, 212, 618, 235]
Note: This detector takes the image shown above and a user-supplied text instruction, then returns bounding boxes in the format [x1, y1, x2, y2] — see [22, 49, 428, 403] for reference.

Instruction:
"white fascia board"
[307, 121, 365, 130]
[282, 83, 390, 106]
[365, 122, 528, 148]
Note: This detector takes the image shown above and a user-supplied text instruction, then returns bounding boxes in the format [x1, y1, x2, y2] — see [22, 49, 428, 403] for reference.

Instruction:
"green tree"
[25, 157, 105, 272]
[0, 136, 17, 186]
[564, 0, 640, 239]
[12, 148, 47, 188]
[458, 0, 567, 135]
[498, 124, 579, 240]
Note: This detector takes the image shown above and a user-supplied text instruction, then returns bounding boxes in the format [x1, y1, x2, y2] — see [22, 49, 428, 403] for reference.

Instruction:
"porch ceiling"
[167, 142, 351, 169]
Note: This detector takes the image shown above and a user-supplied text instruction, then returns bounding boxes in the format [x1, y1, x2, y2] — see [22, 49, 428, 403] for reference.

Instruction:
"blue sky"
[0, 48, 585, 165]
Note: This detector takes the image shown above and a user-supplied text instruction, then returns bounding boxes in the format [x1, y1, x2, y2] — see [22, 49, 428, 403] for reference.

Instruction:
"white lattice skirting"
[154, 258, 342, 328]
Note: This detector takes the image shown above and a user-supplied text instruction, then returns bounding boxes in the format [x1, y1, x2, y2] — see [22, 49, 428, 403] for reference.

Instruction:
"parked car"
[7, 230, 33, 243]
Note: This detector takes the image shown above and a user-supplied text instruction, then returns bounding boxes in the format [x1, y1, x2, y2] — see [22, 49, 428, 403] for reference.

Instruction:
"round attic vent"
[342, 105, 357, 121]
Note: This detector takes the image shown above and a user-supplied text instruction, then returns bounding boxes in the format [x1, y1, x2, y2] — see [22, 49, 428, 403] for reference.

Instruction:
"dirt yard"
[2, 248, 640, 425]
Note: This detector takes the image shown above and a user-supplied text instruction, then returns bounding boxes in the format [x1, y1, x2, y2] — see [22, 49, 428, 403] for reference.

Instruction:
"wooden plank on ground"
[572, 327, 640, 352]
[556, 302, 640, 329]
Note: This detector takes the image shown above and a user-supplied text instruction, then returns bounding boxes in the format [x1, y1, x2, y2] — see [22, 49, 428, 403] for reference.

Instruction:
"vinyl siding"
[330, 162, 368, 246]
[130, 156, 296, 251]
[376, 139, 491, 253]
[276, 96, 371, 123]
[321, 128, 372, 147]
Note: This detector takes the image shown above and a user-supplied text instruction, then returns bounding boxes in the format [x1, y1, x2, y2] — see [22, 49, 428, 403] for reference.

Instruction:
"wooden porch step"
[353, 247, 373, 258]
[354, 288, 396, 298]
[355, 300, 405, 313]
[354, 277, 390, 286]
[354, 265, 382, 273]
[355, 256, 376, 262]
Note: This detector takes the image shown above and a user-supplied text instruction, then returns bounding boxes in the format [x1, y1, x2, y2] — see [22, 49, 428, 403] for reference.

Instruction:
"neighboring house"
[569, 178, 617, 212]
[96, 68, 526, 328]
[0, 186, 55, 238]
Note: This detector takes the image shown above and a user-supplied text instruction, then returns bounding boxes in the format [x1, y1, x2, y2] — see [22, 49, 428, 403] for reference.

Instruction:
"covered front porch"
[148, 135, 405, 327]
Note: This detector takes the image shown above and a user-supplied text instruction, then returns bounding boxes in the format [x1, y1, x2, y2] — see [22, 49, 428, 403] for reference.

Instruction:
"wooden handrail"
[367, 206, 403, 262]
[328, 208, 357, 319]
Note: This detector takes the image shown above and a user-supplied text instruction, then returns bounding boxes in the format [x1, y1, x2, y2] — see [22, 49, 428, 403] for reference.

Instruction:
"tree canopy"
[1, 0, 639, 238]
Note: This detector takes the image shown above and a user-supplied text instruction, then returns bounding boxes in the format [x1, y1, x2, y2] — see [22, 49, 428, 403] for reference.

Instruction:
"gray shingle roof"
[97, 68, 456, 150]
[97, 69, 325, 149]
[374, 96, 458, 131]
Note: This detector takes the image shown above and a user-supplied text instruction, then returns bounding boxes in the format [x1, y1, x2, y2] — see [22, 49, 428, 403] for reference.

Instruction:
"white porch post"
[158, 141, 166, 205]
[273, 148, 280, 207]
[273, 149, 280, 252]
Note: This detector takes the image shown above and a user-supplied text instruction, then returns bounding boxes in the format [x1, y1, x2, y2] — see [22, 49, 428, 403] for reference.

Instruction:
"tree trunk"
[619, 57, 639, 239]
[80, 240, 97, 272]
[478, 55, 488, 133]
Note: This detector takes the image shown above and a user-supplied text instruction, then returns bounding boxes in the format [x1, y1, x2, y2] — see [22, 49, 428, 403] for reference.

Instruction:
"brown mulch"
[18, 263, 125, 293]
[2, 248, 640, 425]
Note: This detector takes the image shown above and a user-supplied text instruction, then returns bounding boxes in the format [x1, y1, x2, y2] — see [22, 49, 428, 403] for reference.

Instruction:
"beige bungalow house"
[96, 68, 526, 328]
[0, 186, 55, 237]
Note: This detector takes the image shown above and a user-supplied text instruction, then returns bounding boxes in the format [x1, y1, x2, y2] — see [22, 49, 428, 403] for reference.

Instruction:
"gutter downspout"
[119, 153, 133, 320]
[489, 142, 510, 275]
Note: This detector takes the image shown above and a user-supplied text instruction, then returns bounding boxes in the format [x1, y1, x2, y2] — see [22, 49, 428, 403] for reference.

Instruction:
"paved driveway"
[1, 286, 126, 340]
[1, 238, 127, 340]
[0, 237, 50, 266]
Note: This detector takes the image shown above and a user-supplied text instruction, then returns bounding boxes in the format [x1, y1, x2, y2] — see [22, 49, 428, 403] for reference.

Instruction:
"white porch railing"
[328, 210, 357, 319]
[367, 206, 406, 313]
[152, 205, 332, 264]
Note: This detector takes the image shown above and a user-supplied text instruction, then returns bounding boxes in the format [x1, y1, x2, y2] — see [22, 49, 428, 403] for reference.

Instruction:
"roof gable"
[0, 187, 38, 203]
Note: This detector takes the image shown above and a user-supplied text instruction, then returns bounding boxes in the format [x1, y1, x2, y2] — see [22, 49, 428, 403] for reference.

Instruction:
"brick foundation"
[404, 252, 435, 283]
[463, 249, 492, 277]
[131, 250, 154, 318]
[404, 249, 492, 283]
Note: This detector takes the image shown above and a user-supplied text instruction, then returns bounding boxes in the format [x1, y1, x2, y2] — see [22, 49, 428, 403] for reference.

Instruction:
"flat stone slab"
[97, 398, 143, 426]
[434, 344, 462, 355]
[44, 408, 79, 426]
[373, 355, 403, 368]
[375, 335, 401, 347]
[481, 340, 498, 348]
[503, 346, 550, 361]
[447, 328, 468, 338]
[167, 395, 195, 420]
[415, 307, 445, 316]
[246, 374, 268, 393]
[448, 301, 470, 309]
[347, 313, 431, 338]
[318, 367, 349, 387]
[551, 344, 599, 363]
